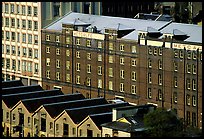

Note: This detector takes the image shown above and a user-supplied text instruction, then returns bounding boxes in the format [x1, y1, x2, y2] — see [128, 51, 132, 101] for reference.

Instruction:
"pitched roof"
[66, 102, 129, 124]
[2, 89, 63, 109]
[43, 98, 108, 118]
[22, 93, 85, 113]
[2, 80, 24, 88]
[2, 85, 43, 95]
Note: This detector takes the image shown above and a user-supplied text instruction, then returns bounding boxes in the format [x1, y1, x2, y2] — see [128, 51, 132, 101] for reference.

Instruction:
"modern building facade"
[41, 12, 202, 129]
[2, 2, 102, 86]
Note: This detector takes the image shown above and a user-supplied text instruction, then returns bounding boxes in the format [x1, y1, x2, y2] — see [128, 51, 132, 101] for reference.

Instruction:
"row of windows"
[3, 17, 38, 30]
[3, 45, 38, 59]
[174, 49, 202, 61]
[148, 59, 163, 69]
[147, 73, 162, 85]
[3, 3, 38, 17]
[3, 31, 38, 44]
[186, 111, 197, 126]
[2, 58, 38, 74]
[148, 46, 162, 56]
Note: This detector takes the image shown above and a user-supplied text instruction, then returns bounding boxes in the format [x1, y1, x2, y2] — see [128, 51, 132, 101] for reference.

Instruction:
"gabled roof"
[2, 85, 43, 95]
[43, 98, 108, 118]
[21, 93, 85, 113]
[2, 80, 24, 88]
[66, 102, 129, 124]
[2, 89, 63, 109]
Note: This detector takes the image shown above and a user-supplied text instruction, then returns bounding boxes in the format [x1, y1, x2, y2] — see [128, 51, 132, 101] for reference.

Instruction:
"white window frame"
[120, 70, 124, 79]
[120, 57, 124, 65]
[109, 81, 113, 90]
[120, 83, 124, 92]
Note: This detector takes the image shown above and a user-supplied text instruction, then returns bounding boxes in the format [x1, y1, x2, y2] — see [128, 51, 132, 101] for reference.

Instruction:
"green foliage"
[143, 108, 183, 137]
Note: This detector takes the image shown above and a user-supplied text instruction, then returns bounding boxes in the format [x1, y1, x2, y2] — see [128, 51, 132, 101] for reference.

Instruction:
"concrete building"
[2, 2, 102, 86]
[41, 12, 202, 129]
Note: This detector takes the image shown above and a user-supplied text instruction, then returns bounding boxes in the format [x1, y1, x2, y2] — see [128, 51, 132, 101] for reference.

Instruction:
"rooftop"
[2, 80, 24, 88]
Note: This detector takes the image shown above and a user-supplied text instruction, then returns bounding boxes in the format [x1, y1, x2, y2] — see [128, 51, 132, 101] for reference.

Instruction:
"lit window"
[87, 53, 91, 60]
[87, 64, 91, 73]
[120, 70, 124, 79]
[76, 51, 80, 58]
[148, 73, 152, 84]
[148, 88, 152, 99]
[76, 38, 80, 45]
[109, 43, 113, 50]
[109, 81, 113, 90]
[109, 68, 113, 77]
[98, 41, 102, 48]
[132, 46, 136, 53]
[46, 35, 50, 41]
[76, 63, 80, 71]
[120, 44, 124, 51]
[131, 71, 136, 81]
[66, 61, 70, 70]
[56, 48, 60, 55]
[131, 85, 136, 94]
[186, 94, 190, 106]
[131, 59, 137, 67]
[66, 74, 70, 82]
[87, 40, 91, 47]
[192, 96, 196, 106]
[46, 58, 50, 66]
[98, 79, 102, 88]
[56, 59, 60, 68]
[76, 75, 80, 84]
[120, 57, 124, 65]
[98, 54, 102, 62]
[98, 66, 102, 75]
[148, 59, 152, 68]
[158, 59, 162, 69]
[109, 34, 113, 39]
[158, 74, 162, 85]
[46, 47, 50, 53]
[192, 79, 196, 91]
[56, 72, 60, 80]
[46, 70, 50, 79]
[66, 37, 70, 44]
[66, 50, 70, 56]
[173, 92, 177, 103]
[109, 55, 113, 63]
[120, 83, 124, 92]
[56, 36, 60, 42]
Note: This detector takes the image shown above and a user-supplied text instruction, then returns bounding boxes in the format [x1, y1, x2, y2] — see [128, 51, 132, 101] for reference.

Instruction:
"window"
[11, 18, 15, 27]
[120, 57, 124, 65]
[158, 48, 162, 56]
[179, 50, 183, 58]
[46, 58, 50, 66]
[17, 33, 20, 42]
[28, 48, 32, 58]
[28, 117, 31, 125]
[153, 48, 157, 55]
[200, 52, 202, 61]
[148, 88, 152, 99]
[132, 71, 136, 81]
[109, 43, 113, 50]
[120, 70, 124, 79]
[23, 47, 27, 57]
[6, 59, 10, 69]
[158, 59, 162, 69]
[46, 70, 50, 79]
[72, 128, 76, 135]
[18, 47, 20, 56]
[174, 49, 178, 58]
[34, 63, 38, 74]
[79, 129, 82, 136]
[131, 85, 136, 94]
[76, 38, 80, 45]
[12, 59, 16, 70]
[18, 60, 20, 71]
[34, 35, 38, 44]
[17, 19, 20, 28]
[158, 74, 162, 85]
[98, 66, 102, 75]
[2, 45, 4, 54]
[186, 79, 191, 90]
[66, 74, 70, 82]
[186, 111, 190, 125]
[132, 46, 136, 53]
[6, 31, 10, 40]
[56, 36, 60, 42]
[56, 59, 60, 68]
[174, 77, 178, 88]
[87, 64, 91, 73]
[120, 44, 124, 51]
[46, 47, 50, 53]
[56, 48, 60, 55]
[27, 62, 32, 72]
[192, 79, 196, 91]
[98, 41, 102, 48]
[17, 5, 20, 14]
[76, 51, 80, 58]
[56, 72, 60, 80]
[26, 6, 31, 15]
[34, 7, 37, 16]
[109, 68, 113, 77]
[131, 59, 136, 67]
[12, 46, 16, 55]
[174, 62, 178, 72]
[5, 4, 9, 13]
[22, 5, 26, 15]
[148, 59, 152, 68]
[5, 18, 9, 27]
[22, 33, 26, 43]
[11, 32, 15, 41]
[53, 3, 60, 16]
[120, 83, 124, 92]
[186, 94, 190, 106]
[22, 20, 26, 29]
[66, 61, 70, 70]
[87, 40, 91, 47]
[11, 4, 14, 13]
[192, 64, 196, 74]
[66, 37, 70, 44]
[28, 20, 32, 29]
[6, 45, 10, 54]
[46, 35, 50, 41]
[87, 77, 91, 86]
[87, 53, 91, 60]
[66, 50, 70, 56]
[148, 73, 152, 83]
[158, 89, 162, 101]
[186, 64, 191, 73]
[56, 124, 59, 131]
[98, 54, 102, 62]
[28, 34, 32, 44]
[98, 79, 102, 88]
[34, 49, 38, 59]
[33, 21, 37, 30]
[50, 122, 53, 129]
[13, 114, 15, 121]
[76, 75, 80, 84]
[109, 81, 113, 90]
[192, 96, 196, 107]
[2, 31, 4, 40]
[192, 112, 196, 127]
[187, 51, 191, 59]
[109, 55, 113, 63]
[22, 61, 26, 71]
[173, 92, 177, 103]
[148, 47, 152, 55]
[76, 63, 80, 71]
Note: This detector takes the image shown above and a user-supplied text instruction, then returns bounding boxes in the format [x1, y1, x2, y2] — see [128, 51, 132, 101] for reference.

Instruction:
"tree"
[143, 108, 183, 137]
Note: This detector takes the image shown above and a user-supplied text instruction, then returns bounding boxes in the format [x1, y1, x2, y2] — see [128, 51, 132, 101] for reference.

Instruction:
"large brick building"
[41, 12, 202, 129]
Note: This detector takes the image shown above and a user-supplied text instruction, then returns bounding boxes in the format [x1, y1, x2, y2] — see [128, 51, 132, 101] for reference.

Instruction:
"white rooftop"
[45, 12, 202, 43]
